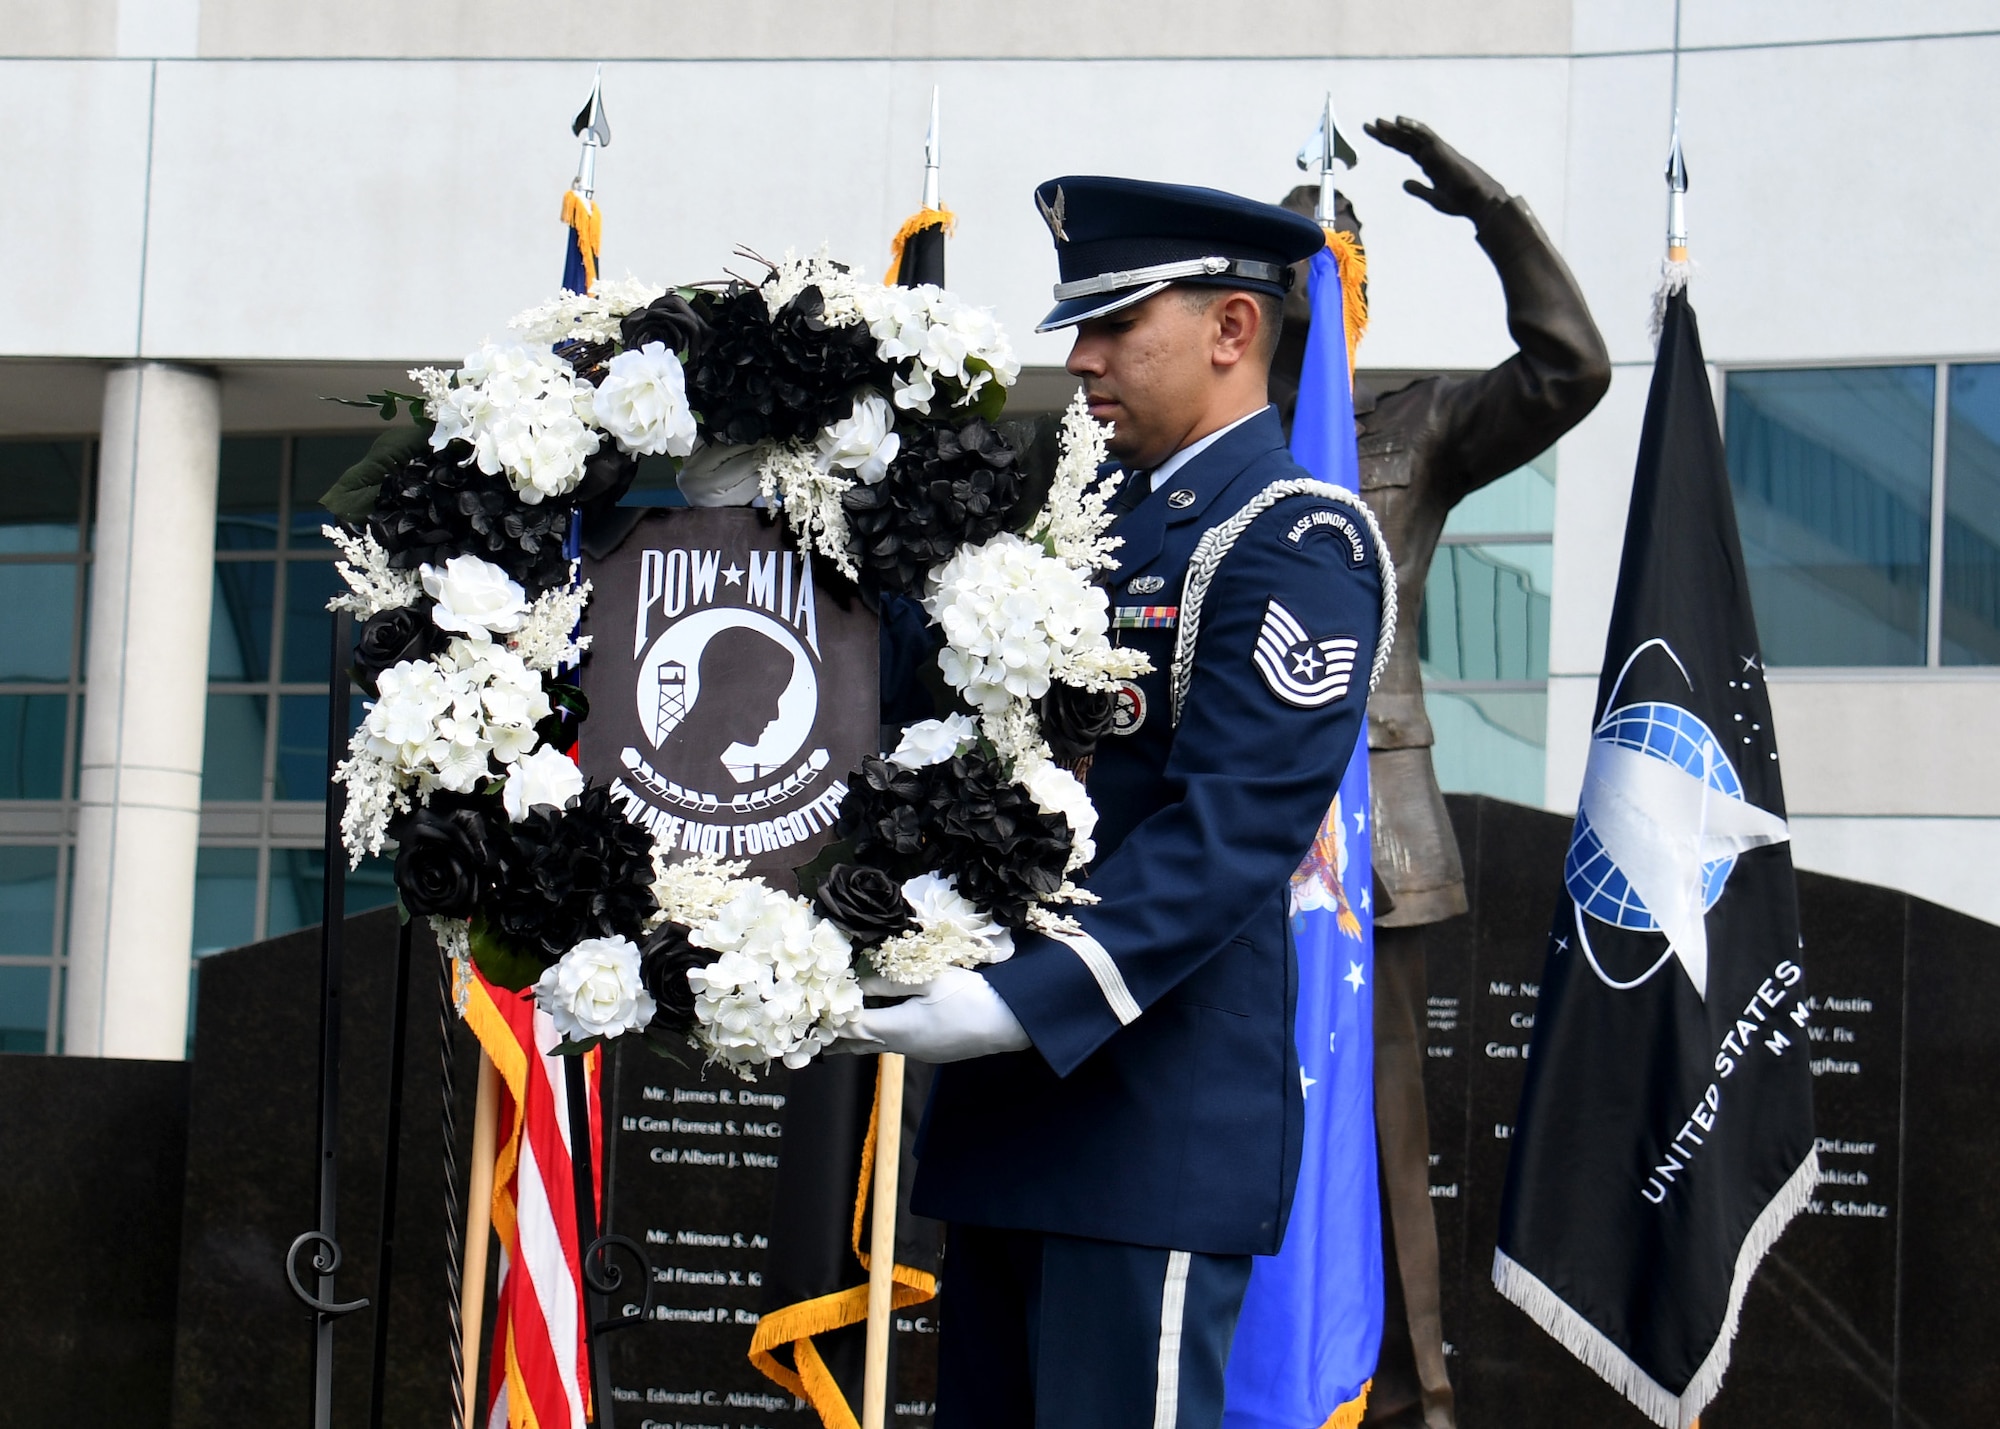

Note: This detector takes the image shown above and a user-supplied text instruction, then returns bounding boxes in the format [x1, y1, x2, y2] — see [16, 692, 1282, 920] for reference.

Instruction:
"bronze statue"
[1273, 117, 1611, 1429]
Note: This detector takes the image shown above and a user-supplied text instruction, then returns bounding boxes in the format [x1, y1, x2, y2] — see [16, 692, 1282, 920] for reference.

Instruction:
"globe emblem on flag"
[1563, 700, 1743, 931]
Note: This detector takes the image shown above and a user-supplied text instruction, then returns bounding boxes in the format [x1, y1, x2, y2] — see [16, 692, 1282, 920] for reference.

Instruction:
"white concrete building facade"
[2, 0, 1996, 1056]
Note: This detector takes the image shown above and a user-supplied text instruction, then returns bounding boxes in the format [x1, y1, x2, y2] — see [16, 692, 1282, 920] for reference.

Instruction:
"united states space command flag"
[1493, 280, 1819, 1428]
[1223, 234, 1382, 1429]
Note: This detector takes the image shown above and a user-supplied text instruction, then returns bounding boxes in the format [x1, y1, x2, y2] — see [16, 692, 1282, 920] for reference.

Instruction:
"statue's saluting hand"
[1364, 116, 1510, 221]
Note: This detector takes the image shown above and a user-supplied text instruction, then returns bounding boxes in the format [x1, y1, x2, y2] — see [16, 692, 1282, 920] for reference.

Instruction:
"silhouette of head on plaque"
[658, 624, 796, 789]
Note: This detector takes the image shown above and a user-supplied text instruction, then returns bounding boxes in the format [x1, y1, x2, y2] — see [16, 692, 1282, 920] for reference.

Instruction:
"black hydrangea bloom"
[843, 418, 1025, 594]
[834, 750, 1072, 933]
[620, 292, 711, 360]
[639, 919, 706, 1033]
[1037, 683, 1119, 764]
[388, 789, 508, 919]
[683, 283, 886, 447]
[488, 783, 659, 965]
[813, 863, 913, 944]
[368, 443, 574, 598]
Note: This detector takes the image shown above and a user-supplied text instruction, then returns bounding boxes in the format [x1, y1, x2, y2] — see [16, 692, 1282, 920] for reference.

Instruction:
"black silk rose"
[621, 292, 711, 359]
[843, 418, 1026, 594]
[1037, 683, 1119, 764]
[369, 444, 574, 598]
[351, 599, 449, 695]
[389, 791, 506, 918]
[813, 863, 913, 944]
[573, 443, 640, 508]
[639, 919, 706, 1033]
[488, 784, 660, 965]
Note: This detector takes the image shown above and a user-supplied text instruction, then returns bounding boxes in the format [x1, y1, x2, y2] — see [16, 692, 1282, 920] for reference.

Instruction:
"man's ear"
[1211, 292, 1263, 369]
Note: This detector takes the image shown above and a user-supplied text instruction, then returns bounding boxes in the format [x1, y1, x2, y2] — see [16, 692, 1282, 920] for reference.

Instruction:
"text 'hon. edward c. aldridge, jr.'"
[832, 176, 1392, 1429]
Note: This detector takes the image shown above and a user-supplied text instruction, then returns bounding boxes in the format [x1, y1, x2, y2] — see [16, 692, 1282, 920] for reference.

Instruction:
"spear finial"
[922, 85, 941, 211]
[1664, 109, 1689, 262]
[571, 65, 611, 201]
[1296, 92, 1359, 223]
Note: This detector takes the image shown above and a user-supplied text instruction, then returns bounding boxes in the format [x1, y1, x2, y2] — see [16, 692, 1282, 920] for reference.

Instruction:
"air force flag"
[1494, 286, 1818, 1428]
[1223, 239, 1382, 1429]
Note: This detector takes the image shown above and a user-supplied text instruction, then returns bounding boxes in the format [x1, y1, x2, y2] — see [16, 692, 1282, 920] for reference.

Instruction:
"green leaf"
[640, 1027, 694, 1067]
[467, 913, 548, 992]
[319, 420, 433, 523]
[790, 838, 854, 901]
[963, 359, 1011, 422]
[550, 1035, 606, 1057]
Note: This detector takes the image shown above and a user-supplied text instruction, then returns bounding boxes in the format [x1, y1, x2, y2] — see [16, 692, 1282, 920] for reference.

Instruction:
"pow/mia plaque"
[577, 508, 877, 889]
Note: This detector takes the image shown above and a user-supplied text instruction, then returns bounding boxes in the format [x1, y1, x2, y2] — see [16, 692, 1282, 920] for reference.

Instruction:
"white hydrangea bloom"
[854, 283, 1019, 415]
[427, 343, 601, 505]
[686, 881, 861, 1074]
[595, 342, 698, 458]
[816, 394, 900, 485]
[887, 713, 979, 771]
[923, 533, 1114, 711]
[536, 935, 656, 1041]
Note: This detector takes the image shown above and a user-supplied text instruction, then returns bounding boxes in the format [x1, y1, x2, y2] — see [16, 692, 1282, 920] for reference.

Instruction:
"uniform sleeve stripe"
[1050, 928, 1143, 1026]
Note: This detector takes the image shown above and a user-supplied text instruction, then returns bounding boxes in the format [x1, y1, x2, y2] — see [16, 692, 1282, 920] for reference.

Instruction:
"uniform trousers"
[936, 1223, 1252, 1429]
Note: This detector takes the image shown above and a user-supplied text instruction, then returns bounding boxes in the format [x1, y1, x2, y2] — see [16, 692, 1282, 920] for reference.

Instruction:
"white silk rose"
[1016, 756, 1100, 870]
[594, 341, 698, 458]
[869, 871, 1016, 984]
[536, 935, 655, 1041]
[504, 744, 585, 821]
[421, 555, 529, 639]
[816, 394, 901, 484]
[887, 713, 979, 771]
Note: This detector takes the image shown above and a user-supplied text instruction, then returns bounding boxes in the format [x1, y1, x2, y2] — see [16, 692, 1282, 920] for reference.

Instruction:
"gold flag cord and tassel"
[748, 1058, 939, 1429]
[1322, 226, 1369, 383]
[885, 207, 955, 283]
[561, 189, 603, 293]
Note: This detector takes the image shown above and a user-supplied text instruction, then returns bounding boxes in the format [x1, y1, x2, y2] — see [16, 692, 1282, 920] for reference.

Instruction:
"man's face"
[1064, 290, 1218, 468]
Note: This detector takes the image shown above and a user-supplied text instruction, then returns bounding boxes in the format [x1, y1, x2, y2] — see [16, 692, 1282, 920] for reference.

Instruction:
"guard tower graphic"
[654, 659, 688, 744]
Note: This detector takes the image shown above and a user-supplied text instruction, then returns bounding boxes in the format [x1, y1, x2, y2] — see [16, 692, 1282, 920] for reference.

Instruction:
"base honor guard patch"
[1253, 599, 1358, 708]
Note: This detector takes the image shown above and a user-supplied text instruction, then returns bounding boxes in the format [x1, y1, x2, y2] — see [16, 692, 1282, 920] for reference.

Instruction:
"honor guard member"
[834, 177, 1391, 1429]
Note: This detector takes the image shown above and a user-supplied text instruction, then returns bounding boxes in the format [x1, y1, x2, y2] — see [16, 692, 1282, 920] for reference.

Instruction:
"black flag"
[1493, 286, 1819, 1428]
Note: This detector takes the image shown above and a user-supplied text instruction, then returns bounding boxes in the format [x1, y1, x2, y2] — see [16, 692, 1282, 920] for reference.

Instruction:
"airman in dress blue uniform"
[835, 177, 1390, 1429]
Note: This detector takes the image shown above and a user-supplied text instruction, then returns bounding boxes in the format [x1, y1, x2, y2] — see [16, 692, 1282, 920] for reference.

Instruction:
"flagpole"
[861, 1053, 905, 1429]
[458, 1054, 500, 1429]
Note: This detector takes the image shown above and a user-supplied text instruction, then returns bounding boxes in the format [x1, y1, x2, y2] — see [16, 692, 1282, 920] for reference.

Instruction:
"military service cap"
[1033, 175, 1328, 331]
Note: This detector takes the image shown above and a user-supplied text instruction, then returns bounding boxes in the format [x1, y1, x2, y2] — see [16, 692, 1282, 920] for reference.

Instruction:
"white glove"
[830, 967, 1032, 1064]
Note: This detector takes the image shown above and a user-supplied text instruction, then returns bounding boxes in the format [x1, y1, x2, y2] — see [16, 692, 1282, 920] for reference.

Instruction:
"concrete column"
[66, 362, 219, 1060]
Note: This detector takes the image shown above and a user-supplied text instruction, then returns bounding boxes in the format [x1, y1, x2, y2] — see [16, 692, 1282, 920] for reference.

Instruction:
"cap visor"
[1034, 281, 1170, 333]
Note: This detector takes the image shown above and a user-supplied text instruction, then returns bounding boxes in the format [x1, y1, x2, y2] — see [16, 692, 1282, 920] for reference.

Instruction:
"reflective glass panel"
[0, 963, 50, 1053]
[292, 434, 381, 548]
[0, 441, 84, 553]
[0, 846, 58, 958]
[1419, 543, 1552, 683]
[0, 564, 76, 681]
[215, 438, 282, 551]
[201, 694, 267, 800]
[1944, 363, 2000, 665]
[281, 560, 347, 683]
[1427, 688, 1548, 806]
[1726, 367, 1934, 666]
[275, 693, 363, 800]
[209, 561, 275, 680]
[0, 694, 68, 798]
[192, 847, 260, 957]
[267, 849, 395, 937]
[1441, 452, 1556, 538]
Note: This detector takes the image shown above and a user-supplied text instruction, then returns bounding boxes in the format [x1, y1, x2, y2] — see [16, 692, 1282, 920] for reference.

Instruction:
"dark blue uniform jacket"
[910, 407, 1383, 1256]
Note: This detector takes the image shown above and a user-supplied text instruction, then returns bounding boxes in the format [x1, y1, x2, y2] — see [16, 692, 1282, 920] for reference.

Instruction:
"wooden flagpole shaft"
[459, 1051, 501, 1429]
[861, 1052, 906, 1429]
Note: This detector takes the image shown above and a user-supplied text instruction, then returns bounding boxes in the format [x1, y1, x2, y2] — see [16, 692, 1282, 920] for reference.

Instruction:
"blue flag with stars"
[1223, 241, 1384, 1428]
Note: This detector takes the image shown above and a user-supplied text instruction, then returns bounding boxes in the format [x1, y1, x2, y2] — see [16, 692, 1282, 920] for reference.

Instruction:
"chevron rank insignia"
[1253, 599, 1358, 708]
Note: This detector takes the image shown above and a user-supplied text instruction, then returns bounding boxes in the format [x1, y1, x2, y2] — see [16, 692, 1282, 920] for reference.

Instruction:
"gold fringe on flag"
[560, 189, 603, 294]
[1322, 227, 1369, 384]
[1318, 1379, 1372, 1429]
[747, 1058, 939, 1429]
[885, 206, 955, 282]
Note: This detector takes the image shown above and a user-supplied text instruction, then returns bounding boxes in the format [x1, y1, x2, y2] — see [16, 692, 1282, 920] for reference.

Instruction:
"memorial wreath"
[322, 251, 1149, 1076]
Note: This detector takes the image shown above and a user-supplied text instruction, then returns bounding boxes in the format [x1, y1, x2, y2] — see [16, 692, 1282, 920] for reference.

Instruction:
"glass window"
[1421, 543, 1552, 683]
[209, 560, 276, 680]
[1442, 450, 1555, 537]
[1726, 366, 1935, 666]
[292, 435, 379, 547]
[0, 963, 50, 1053]
[0, 846, 58, 958]
[0, 441, 85, 554]
[275, 693, 362, 801]
[1943, 363, 2000, 665]
[281, 560, 347, 683]
[192, 847, 260, 957]
[0, 695, 68, 798]
[266, 848, 396, 938]
[0, 564, 77, 681]
[1426, 689, 1549, 808]
[215, 438, 282, 551]
[202, 693, 268, 800]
